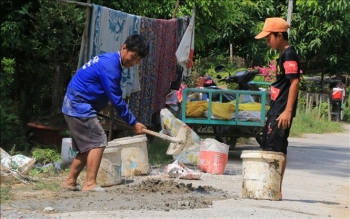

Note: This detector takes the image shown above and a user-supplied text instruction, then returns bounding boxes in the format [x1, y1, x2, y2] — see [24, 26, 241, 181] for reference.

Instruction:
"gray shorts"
[64, 115, 107, 153]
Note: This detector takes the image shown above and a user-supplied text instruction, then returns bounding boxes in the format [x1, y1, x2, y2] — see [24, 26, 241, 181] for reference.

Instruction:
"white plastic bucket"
[241, 150, 285, 201]
[108, 135, 149, 177]
[97, 146, 123, 187]
[61, 138, 78, 166]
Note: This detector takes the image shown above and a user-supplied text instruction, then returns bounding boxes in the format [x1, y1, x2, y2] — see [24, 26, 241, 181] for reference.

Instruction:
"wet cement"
[1, 177, 235, 218]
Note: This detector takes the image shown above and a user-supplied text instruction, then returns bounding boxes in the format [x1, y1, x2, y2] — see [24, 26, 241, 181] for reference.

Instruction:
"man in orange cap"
[255, 17, 301, 200]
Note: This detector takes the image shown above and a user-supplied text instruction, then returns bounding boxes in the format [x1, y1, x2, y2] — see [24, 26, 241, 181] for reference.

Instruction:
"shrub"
[31, 147, 61, 165]
[0, 58, 29, 151]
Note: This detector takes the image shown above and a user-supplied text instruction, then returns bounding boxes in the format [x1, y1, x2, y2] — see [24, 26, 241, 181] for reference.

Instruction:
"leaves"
[294, 0, 350, 74]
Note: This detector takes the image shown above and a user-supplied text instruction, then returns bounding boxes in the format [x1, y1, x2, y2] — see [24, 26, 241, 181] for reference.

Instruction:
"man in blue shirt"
[62, 35, 149, 191]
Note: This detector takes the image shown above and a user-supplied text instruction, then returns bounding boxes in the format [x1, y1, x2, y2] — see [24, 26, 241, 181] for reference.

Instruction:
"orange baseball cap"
[255, 17, 290, 39]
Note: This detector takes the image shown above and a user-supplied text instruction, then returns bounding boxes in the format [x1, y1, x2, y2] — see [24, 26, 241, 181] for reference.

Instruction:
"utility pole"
[286, 0, 294, 34]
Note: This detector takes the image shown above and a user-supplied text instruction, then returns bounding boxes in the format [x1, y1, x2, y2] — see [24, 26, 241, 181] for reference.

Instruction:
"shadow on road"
[283, 199, 340, 205]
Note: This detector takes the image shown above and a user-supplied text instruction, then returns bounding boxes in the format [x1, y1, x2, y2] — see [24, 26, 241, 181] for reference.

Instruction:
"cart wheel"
[219, 136, 237, 150]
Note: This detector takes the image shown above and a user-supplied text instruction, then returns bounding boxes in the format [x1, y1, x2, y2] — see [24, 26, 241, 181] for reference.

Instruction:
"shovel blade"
[166, 127, 191, 155]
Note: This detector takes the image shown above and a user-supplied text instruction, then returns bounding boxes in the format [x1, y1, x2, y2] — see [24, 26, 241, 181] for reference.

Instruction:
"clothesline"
[54, 0, 92, 7]
[54, 0, 195, 126]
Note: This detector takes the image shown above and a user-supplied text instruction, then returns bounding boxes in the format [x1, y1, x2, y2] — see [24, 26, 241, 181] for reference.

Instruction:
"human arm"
[277, 78, 299, 129]
[98, 67, 137, 126]
[133, 122, 146, 134]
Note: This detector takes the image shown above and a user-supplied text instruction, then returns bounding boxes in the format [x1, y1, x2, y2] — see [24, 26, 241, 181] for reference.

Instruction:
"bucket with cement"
[241, 150, 285, 201]
[108, 135, 149, 177]
[97, 146, 122, 187]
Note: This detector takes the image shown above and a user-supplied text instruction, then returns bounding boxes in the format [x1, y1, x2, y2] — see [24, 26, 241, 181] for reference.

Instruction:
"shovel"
[97, 113, 192, 155]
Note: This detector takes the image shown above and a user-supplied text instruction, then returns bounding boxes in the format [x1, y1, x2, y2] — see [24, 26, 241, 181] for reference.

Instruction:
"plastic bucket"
[97, 146, 123, 187]
[241, 150, 285, 201]
[61, 138, 78, 166]
[108, 135, 149, 177]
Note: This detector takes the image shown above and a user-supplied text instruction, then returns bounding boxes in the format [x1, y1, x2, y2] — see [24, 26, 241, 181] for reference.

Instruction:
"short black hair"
[124, 34, 150, 58]
[271, 32, 289, 40]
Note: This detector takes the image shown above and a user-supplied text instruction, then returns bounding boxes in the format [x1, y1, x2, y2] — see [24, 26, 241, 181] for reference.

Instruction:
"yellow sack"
[229, 101, 270, 111]
[186, 101, 208, 117]
[212, 102, 235, 119]
[186, 101, 236, 119]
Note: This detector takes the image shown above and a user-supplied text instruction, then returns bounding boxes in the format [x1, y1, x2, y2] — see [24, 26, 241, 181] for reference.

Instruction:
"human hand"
[276, 111, 292, 130]
[132, 122, 146, 134]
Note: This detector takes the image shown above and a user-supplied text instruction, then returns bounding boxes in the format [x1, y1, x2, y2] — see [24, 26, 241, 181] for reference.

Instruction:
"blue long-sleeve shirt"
[62, 52, 137, 126]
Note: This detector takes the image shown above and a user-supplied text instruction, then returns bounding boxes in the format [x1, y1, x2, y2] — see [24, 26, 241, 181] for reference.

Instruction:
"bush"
[31, 147, 61, 165]
[342, 87, 350, 122]
[291, 103, 344, 137]
[0, 58, 29, 151]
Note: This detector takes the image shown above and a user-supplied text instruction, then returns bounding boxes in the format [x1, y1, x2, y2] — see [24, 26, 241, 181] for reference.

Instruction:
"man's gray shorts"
[64, 115, 107, 153]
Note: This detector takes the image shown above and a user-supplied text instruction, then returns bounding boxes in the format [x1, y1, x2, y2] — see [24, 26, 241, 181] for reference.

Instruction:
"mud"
[1, 177, 234, 218]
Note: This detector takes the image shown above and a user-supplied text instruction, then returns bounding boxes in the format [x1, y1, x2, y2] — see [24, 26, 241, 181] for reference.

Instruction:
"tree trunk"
[51, 62, 65, 116]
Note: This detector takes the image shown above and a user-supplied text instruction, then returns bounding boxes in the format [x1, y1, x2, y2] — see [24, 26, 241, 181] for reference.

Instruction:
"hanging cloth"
[175, 9, 195, 77]
[78, 4, 141, 98]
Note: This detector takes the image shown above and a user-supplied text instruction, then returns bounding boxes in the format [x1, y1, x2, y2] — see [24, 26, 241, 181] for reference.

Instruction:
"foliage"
[252, 60, 277, 82]
[342, 86, 350, 122]
[292, 0, 350, 75]
[1, 0, 85, 121]
[0, 58, 15, 100]
[0, 57, 29, 151]
[147, 139, 173, 165]
[31, 147, 61, 165]
[291, 107, 344, 137]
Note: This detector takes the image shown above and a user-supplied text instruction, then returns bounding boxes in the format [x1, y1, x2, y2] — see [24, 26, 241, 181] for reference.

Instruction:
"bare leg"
[279, 154, 287, 200]
[82, 147, 105, 191]
[63, 152, 88, 189]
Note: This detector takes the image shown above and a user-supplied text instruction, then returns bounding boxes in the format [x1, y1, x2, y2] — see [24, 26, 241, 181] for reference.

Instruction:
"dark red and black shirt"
[269, 46, 300, 117]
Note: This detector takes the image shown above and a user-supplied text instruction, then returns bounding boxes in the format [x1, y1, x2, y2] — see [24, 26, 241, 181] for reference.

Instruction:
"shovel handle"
[142, 129, 181, 143]
[98, 113, 181, 143]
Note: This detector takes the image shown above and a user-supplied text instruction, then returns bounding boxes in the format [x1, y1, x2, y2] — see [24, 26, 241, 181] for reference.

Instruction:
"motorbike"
[196, 66, 261, 102]
[214, 65, 261, 91]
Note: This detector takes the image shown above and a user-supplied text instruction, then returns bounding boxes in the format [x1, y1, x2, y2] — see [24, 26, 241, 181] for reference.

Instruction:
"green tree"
[291, 0, 350, 76]
[1, 0, 85, 121]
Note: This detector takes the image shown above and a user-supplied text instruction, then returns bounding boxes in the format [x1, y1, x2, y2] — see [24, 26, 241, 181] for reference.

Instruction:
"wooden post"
[172, 0, 180, 18]
[318, 98, 322, 119]
[306, 93, 309, 111]
[230, 43, 233, 65]
[327, 98, 331, 121]
[83, 0, 91, 64]
[309, 96, 313, 112]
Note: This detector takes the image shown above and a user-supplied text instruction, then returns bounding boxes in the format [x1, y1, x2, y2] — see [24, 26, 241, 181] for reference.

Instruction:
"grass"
[0, 184, 11, 204]
[290, 109, 345, 137]
[31, 180, 61, 191]
[147, 138, 174, 165]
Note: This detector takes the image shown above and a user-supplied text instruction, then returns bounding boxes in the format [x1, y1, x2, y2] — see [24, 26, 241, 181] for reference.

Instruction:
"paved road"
[51, 125, 350, 219]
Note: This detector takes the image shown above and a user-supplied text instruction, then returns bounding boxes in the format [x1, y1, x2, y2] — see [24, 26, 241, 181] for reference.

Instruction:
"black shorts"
[256, 114, 292, 154]
[64, 115, 107, 153]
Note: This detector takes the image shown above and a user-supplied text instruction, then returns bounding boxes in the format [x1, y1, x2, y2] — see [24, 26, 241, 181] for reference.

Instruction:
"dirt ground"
[1, 125, 349, 219]
[1, 173, 234, 218]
